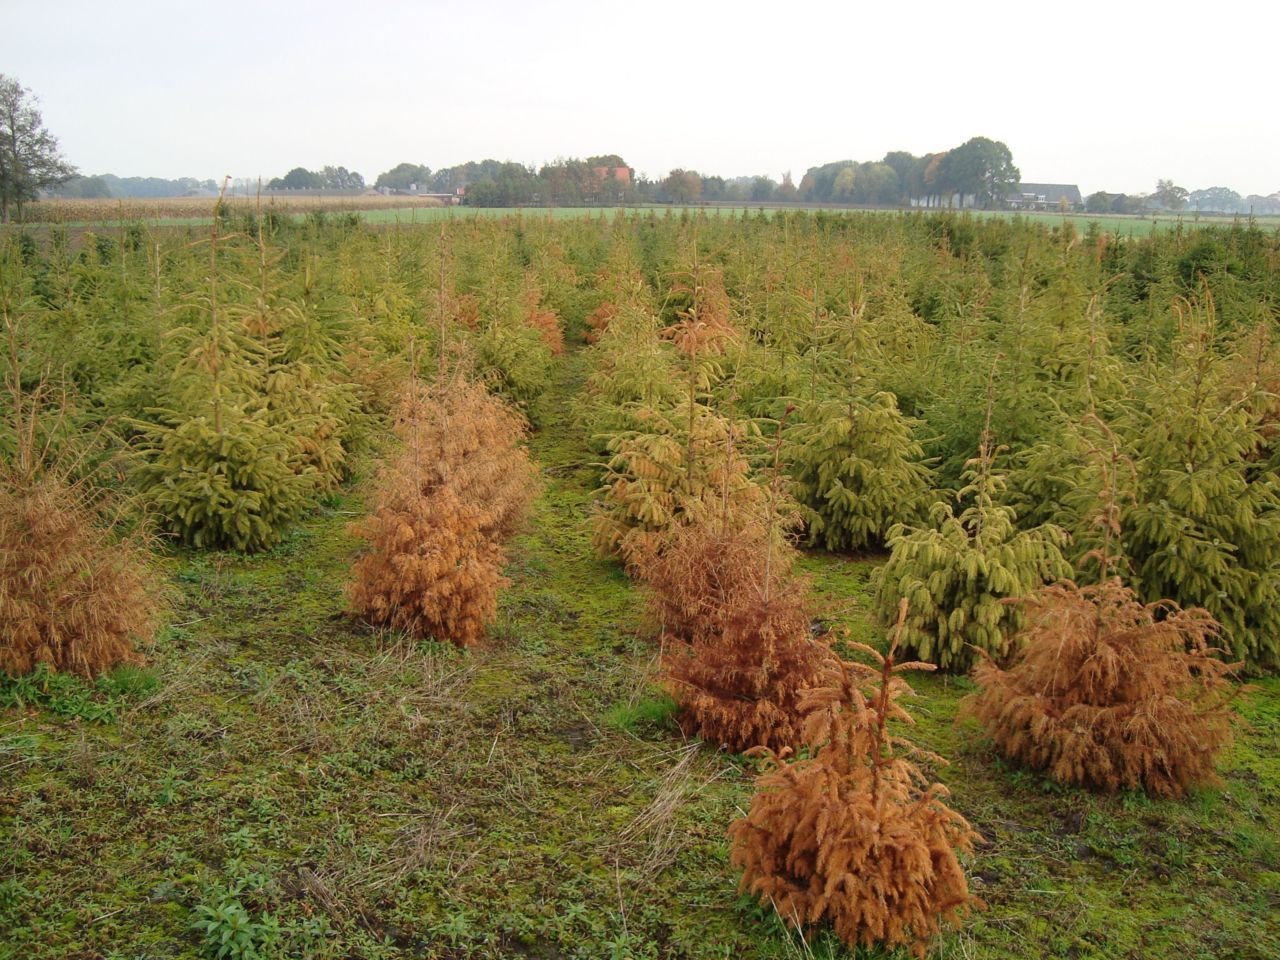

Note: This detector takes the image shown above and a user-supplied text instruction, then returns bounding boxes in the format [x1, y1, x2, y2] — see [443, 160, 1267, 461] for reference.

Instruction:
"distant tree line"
[13, 67, 1275, 218]
[650, 138, 1020, 209]
[364, 138, 1023, 210]
[43, 151, 1280, 216]
[371, 155, 635, 206]
[794, 138, 1020, 208]
[265, 165, 365, 191]
[50, 173, 218, 199]
[1086, 181, 1280, 216]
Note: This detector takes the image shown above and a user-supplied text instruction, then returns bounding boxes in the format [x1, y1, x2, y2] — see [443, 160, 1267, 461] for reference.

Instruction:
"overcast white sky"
[4, 0, 1277, 197]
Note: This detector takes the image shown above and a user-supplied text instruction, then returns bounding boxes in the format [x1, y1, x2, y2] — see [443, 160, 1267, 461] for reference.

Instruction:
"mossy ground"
[2, 348, 1277, 959]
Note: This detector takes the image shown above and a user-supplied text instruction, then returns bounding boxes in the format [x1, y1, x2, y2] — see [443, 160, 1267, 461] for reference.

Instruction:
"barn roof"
[1010, 182, 1083, 204]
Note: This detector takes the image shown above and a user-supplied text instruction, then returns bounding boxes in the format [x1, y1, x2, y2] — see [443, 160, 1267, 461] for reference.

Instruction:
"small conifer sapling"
[729, 601, 982, 957]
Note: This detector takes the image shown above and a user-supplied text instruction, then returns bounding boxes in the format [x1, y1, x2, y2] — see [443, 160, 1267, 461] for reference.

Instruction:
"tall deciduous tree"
[319, 165, 365, 190]
[374, 162, 432, 191]
[661, 169, 702, 204]
[266, 166, 323, 191]
[1154, 179, 1189, 210]
[831, 166, 857, 201]
[1085, 191, 1114, 214]
[0, 74, 76, 222]
[941, 137, 1019, 208]
[1188, 186, 1243, 214]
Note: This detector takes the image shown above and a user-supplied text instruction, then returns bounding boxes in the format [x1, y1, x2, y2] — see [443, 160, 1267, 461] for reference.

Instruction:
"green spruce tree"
[872, 384, 1071, 671]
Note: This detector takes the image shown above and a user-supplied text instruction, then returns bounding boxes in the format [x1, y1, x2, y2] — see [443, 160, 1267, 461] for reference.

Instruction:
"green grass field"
[360, 206, 1280, 237]
[2, 345, 1277, 960]
[30, 202, 1280, 237]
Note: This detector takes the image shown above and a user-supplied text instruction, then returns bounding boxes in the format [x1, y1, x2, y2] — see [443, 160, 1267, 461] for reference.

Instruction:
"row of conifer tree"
[575, 212, 1260, 955]
[1, 205, 1275, 957]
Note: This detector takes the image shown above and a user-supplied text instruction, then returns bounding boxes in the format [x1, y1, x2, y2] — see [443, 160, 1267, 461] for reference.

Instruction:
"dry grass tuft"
[613, 744, 701, 876]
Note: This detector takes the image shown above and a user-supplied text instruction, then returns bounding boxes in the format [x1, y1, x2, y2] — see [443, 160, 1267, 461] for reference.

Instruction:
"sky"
[4, 0, 1277, 198]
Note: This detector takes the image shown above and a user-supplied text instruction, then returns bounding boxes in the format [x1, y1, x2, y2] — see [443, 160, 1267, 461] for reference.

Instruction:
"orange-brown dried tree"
[641, 512, 791, 646]
[965, 580, 1239, 797]
[1, 468, 162, 677]
[644, 514, 823, 752]
[1, 295, 161, 676]
[729, 602, 981, 958]
[522, 280, 564, 356]
[583, 300, 617, 344]
[454, 293, 481, 330]
[347, 465, 503, 646]
[965, 433, 1241, 797]
[640, 415, 827, 753]
[392, 376, 538, 545]
[347, 366, 537, 647]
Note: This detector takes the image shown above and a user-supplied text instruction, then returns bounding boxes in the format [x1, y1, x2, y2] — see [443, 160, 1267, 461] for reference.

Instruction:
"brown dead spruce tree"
[965, 579, 1239, 798]
[639, 412, 830, 754]
[643, 517, 828, 753]
[1, 296, 162, 676]
[347, 374, 536, 647]
[965, 431, 1241, 798]
[730, 601, 982, 957]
